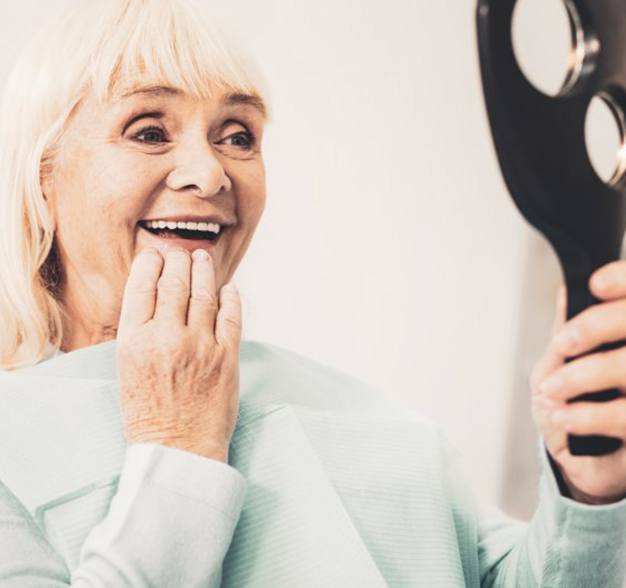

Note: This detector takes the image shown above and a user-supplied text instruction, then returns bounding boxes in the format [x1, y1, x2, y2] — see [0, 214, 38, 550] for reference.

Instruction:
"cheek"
[86, 156, 161, 223]
[66, 151, 163, 219]
[236, 166, 266, 224]
[240, 189, 266, 224]
[53, 153, 164, 264]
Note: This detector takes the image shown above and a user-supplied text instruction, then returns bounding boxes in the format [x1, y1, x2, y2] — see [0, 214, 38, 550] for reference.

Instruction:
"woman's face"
[43, 84, 266, 337]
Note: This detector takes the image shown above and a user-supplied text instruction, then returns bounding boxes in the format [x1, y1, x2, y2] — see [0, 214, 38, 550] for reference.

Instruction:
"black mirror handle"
[476, 0, 626, 457]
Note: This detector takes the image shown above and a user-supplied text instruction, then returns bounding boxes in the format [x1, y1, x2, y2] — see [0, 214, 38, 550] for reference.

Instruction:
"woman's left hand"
[531, 260, 626, 505]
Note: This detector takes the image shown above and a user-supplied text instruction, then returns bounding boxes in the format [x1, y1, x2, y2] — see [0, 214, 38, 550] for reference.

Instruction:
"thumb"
[216, 281, 242, 349]
[551, 284, 567, 335]
[530, 284, 568, 393]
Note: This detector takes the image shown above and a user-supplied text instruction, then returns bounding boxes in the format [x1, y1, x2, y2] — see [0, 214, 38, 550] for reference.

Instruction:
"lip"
[136, 224, 228, 254]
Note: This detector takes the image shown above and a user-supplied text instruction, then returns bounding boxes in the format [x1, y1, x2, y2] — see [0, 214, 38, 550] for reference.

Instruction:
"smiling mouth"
[138, 219, 222, 242]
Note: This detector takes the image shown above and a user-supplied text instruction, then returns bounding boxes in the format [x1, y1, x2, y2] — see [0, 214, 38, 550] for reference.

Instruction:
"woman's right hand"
[116, 246, 242, 463]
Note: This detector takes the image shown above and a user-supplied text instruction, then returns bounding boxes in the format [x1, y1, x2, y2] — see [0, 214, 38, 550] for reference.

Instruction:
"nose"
[166, 143, 232, 198]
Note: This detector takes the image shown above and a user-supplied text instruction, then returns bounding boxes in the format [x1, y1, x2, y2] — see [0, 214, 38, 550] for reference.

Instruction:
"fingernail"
[539, 375, 563, 395]
[192, 249, 210, 261]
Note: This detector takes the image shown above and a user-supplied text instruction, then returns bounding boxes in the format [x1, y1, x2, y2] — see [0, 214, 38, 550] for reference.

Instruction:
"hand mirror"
[476, 0, 626, 456]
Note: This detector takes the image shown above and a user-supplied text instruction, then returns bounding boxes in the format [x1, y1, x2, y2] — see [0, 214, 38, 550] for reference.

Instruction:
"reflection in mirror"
[511, 0, 583, 96]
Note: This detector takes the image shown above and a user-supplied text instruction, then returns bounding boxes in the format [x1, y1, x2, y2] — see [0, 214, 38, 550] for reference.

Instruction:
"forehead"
[113, 85, 268, 119]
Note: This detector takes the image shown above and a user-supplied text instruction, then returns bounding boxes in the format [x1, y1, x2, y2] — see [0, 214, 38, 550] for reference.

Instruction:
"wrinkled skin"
[42, 85, 267, 459]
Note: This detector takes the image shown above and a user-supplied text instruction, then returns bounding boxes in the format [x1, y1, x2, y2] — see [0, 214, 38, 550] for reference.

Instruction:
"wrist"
[159, 439, 229, 463]
[548, 450, 626, 505]
[562, 476, 626, 506]
[128, 433, 230, 463]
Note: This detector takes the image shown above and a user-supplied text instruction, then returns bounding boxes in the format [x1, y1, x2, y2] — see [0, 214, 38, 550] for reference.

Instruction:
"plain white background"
[3, 0, 610, 516]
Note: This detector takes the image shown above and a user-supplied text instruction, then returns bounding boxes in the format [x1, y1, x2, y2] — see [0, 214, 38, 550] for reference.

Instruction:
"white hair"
[0, 0, 272, 369]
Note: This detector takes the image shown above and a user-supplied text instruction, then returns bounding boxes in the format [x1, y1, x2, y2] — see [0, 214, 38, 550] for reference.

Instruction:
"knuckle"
[217, 348, 238, 372]
[558, 368, 573, 389]
[225, 294, 242, 314]
[117, 327, 144, 349]
[573, 316, 594, 342]
[191, 288, 218, 305]
[577, 407, 594, 427]
[223, 315, 242, 330]
[580, 357, 607, 387]
[222, 286, 241, 302]
[153, 324, 184, 346]
[211, 344, 227, 364]
[607, 348, 626, 381]
[157, 275, 189, 293]
[196, 334, 216, 355]
[587, 356, 606, 382]
[530, 351, 555, 389]
[127, 279, 157, 294]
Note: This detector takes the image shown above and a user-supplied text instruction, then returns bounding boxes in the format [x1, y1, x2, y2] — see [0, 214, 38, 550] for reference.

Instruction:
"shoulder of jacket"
[239, 338, 441, 431]
[240, 338, 377, 392]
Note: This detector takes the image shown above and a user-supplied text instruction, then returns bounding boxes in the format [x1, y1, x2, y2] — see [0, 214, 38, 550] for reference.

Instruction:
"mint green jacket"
[1, 339, 625, 587]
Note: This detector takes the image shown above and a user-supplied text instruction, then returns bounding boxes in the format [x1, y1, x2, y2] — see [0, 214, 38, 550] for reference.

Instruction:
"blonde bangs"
[0, 0, 271, 369]
[89, 0, 270, 115]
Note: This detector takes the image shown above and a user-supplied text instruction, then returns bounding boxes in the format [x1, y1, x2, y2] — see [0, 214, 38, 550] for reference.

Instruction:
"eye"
[132, 125, 169, 144]
[218, 130, 256, 151]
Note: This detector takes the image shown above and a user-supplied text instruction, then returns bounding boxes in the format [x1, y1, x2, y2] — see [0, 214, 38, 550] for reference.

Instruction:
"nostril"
[166, 166, 230, 197]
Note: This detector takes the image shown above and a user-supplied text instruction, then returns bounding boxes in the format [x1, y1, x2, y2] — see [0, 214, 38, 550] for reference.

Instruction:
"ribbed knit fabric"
[0, 339, 625, 587]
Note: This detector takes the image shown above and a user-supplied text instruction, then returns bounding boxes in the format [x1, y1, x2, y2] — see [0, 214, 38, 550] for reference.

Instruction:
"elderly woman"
[1, 0, 626, 586]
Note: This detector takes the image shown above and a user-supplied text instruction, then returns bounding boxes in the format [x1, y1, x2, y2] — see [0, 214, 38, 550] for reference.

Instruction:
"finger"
[551, 284, 568, 335]
[187, 249, 218, 332]
[154, 248, 192, 324]
[119, 248, 164, 330]
[215, 282, 242, 349]
[590, 260, 626, 301]
[552, 298, 626, 358]
[538, 346, 626, 401]
[530, 286, 568, 393]
[551, 397, 626, 437]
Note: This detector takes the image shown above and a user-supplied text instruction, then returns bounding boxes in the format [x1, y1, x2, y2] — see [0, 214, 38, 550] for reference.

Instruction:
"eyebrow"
[119, 85, 268, 119]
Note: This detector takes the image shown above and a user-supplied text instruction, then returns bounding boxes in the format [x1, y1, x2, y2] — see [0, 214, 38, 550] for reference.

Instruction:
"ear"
[40, 142, 60, 203]
[40, 174, 57, 231]
[40, 166, 53, 201]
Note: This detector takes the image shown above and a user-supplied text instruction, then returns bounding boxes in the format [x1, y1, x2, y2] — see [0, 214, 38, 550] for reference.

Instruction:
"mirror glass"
[511, 0, 581, 96]
[585, 93, 626, 186]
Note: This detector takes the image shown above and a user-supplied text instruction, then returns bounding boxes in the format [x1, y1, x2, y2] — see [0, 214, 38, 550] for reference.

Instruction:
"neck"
[61, 319, 118, 353]
[59, 273, 121, 353]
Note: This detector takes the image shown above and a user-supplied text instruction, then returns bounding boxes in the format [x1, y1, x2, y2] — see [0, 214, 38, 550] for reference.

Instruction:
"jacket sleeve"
[0, 442, 246, 587]
[477, 441, 626, 587]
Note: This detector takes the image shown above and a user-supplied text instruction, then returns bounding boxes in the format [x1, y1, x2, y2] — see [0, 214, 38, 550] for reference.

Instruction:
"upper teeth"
[144, 220, 221, 233]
